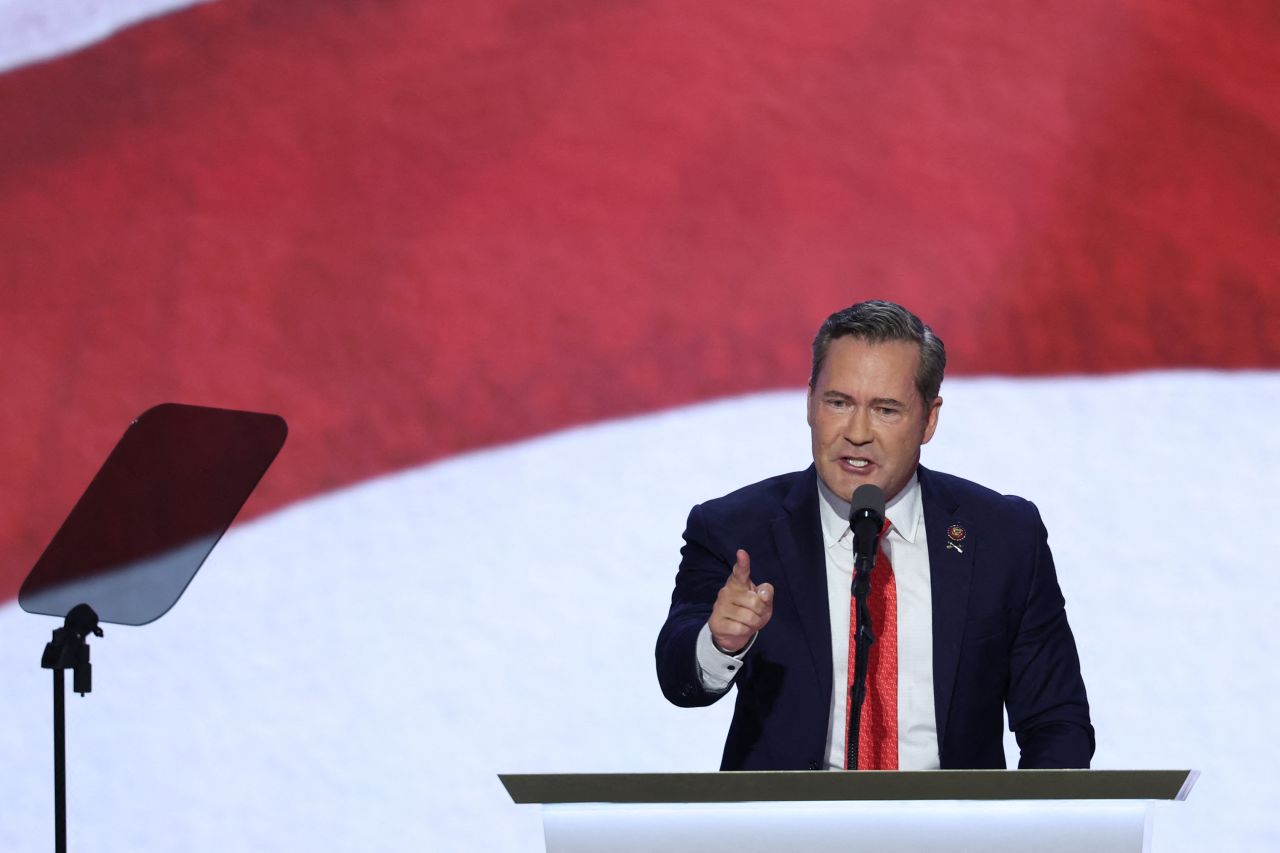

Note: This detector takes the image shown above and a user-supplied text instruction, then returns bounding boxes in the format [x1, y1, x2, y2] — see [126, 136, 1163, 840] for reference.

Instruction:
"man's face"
[806, 336, 941, 503]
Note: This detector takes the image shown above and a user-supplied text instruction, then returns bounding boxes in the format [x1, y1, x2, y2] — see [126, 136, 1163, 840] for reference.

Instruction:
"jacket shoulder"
[921, 467, 1043, 526]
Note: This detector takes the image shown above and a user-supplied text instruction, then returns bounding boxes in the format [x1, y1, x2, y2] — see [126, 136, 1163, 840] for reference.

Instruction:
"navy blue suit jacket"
[655, 465, 1094, 770]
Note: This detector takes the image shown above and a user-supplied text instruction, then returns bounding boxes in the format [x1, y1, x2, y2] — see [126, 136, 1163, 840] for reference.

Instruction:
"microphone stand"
[846, 552, 876, 770]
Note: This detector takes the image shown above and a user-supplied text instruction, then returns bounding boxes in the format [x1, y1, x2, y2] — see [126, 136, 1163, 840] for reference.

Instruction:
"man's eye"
[875, 407, 900, 417]
[827, 399, 848, 409]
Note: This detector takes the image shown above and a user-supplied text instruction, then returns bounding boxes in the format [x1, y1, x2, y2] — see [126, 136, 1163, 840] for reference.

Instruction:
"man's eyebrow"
[821, 391, 908, 408]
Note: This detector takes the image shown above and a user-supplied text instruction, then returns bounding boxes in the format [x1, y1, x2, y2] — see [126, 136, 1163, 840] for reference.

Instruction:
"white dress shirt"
[694, 470, 940, 770]
[818, 473, 939, 770]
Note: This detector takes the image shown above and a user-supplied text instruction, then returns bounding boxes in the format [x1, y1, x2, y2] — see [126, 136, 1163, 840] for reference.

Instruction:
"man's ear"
[921, 396, 942, 444]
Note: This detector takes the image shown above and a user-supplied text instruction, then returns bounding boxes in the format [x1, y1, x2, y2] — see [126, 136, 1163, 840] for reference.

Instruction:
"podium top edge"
[498, 770, 1198, 805]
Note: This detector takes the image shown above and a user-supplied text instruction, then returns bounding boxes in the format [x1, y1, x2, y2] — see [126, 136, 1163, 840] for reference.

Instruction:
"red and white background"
[1, 1, 1276, 849]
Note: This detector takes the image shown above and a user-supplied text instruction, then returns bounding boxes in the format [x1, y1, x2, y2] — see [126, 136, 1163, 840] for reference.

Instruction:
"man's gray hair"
[809, 300, 947, 404]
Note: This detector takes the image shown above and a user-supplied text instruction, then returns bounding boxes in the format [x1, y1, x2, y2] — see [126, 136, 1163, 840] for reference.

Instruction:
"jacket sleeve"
[655, 503, 740, 707]
[1007, 507, 1096, 768]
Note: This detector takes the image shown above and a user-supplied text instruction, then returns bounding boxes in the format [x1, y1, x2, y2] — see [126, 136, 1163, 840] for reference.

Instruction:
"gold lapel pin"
[946, 523, 967, 554]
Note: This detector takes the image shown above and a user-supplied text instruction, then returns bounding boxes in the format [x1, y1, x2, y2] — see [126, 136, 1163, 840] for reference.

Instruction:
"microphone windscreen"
[849, 483, 886, 576]
[850, 483, 886, 520]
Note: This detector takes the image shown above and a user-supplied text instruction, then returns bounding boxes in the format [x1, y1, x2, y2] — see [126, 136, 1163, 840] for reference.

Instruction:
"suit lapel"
[919, 466, 974, 752]
[772, 466, 833, 705]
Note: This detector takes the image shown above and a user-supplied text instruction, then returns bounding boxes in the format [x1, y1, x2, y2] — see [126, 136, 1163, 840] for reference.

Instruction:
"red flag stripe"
[2, 0, 1277, 598]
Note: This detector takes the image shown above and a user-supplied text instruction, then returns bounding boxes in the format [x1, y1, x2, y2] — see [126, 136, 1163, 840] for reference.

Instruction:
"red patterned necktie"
[845, 519, 897, 770]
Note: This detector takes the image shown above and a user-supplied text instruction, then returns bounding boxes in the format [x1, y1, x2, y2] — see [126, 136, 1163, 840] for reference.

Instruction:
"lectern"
[501, 770, 1196, 853]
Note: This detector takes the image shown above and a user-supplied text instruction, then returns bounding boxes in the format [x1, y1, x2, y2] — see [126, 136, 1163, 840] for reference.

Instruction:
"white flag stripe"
[0, 0, 208, 73]
[0, 371, 1275, 850]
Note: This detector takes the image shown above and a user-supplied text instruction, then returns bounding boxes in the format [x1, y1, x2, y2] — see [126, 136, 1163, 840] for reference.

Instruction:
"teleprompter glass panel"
[19, 403, 287, 626]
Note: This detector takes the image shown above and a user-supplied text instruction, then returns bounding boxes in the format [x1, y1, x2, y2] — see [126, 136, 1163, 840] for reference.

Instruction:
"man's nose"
[842, 408, 873, 444]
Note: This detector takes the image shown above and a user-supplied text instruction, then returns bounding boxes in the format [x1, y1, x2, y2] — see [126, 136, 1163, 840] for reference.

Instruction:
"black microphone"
[849, 483, 886, 577]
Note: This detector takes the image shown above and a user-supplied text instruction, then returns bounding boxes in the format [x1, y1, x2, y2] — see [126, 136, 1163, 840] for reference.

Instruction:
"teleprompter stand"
[19, 403, 287, 853]
[41, 604, 103, 853]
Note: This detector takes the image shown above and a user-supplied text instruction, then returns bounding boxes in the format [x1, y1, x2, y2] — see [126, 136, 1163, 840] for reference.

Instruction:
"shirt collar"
[816, 470, 923, 549]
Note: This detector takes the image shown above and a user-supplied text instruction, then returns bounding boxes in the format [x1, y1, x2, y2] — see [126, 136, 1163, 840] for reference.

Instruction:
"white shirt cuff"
[695, 622, 754, 692]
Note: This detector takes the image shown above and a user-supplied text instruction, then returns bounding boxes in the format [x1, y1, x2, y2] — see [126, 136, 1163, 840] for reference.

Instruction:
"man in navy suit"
[656, 300, 1093, 770]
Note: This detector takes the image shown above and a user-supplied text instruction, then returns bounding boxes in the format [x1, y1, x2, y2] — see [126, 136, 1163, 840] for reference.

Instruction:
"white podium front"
[499, 770, 1197, 853]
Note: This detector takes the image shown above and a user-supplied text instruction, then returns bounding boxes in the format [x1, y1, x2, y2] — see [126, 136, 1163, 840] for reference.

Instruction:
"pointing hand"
[708, 550, 774, 654]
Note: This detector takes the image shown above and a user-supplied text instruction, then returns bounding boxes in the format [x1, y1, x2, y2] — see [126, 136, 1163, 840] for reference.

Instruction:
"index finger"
[728, 549, 753, 588]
